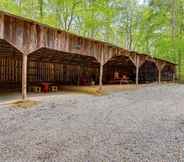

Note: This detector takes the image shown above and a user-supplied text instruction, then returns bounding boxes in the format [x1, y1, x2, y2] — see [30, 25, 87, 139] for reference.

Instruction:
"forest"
[0, 0, 184, 80]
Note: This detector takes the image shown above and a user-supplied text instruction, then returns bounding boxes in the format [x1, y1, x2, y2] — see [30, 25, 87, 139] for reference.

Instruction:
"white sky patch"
[138, 0, 147, 5]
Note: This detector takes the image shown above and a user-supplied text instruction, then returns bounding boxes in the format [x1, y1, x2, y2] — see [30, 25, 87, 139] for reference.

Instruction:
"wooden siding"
[0, 13, 128, 63]
[0, 11, 176, 68]
[0, 56, 99, 85]
[0, 14, 4, 39]
[0, 56, 22, 82]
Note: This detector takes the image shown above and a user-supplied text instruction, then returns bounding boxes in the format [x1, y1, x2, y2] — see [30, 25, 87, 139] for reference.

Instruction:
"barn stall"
[103, 55, 136, 84]
[0, 47, 100, 92]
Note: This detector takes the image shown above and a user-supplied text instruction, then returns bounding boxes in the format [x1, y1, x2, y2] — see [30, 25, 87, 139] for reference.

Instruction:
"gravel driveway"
[1, 84, 184, 162]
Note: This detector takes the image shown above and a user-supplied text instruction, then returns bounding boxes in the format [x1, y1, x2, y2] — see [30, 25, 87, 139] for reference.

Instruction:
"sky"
[138, 0, 147, 5]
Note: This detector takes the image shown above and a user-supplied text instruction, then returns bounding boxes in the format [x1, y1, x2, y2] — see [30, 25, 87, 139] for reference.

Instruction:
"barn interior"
[103, 55, 136, 84]
[0, 41, 100, 92]
[0, 41, 176, 93]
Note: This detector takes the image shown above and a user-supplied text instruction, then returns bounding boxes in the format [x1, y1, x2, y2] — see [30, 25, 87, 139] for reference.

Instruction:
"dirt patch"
[10, 100, 40, 109]
[61, 84, 143, 95]
[62, 86, 107, 96]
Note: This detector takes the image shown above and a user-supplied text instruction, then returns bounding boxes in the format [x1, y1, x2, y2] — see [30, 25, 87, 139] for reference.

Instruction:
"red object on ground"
[42, 83, 49, 93]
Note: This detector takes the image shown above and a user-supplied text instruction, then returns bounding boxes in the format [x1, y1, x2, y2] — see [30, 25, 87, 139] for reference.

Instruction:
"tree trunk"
[171, 0, 177, 63]
[39, 0, 43, 19]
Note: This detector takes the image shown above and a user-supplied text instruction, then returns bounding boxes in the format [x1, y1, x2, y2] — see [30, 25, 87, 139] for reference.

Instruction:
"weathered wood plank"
[22, 54, 27, 99]
[15, 19, 24, 50]
[0, 11, 176, 70]
[99, 45, 104, 91]
[136, 55, 139, 86]
[0, 14, 4, 39]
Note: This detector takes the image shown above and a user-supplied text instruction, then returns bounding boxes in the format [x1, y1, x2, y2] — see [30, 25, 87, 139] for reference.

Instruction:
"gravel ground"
[1, 84, 184, 162]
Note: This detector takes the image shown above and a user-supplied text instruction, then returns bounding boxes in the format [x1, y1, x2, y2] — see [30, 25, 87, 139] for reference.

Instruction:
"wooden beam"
[129, 54, 136, 66]
[158, 69, 161, 84]
[156, 62, 166, 84]
[38, 26, 45, 48]
[0, 14, 4, 39]
[99, 47, 104, 91]
[173, 65, 176, 82]
[136, 55, 139, 86]
[22, 54, 27, 100]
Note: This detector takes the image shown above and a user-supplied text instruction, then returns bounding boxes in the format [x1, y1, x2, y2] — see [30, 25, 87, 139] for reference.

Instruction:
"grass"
[11, 100, 40, 109]
[62, 86, 107, 96]
[61, 84, 140, 95]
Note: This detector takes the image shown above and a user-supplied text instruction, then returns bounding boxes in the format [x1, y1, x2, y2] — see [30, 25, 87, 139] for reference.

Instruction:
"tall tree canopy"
[0, 0, 184, 79]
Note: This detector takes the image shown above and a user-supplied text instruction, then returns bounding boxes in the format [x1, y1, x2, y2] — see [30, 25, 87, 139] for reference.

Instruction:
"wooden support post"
[63, 64, 67, 84]
[99, 48, 104, 91]
[136, 56, 139, 86]
[173, 73, 175, 83]
[22, 54, 28, 100]
[157, 62, 165, 84]
[77, 65, 81, 86]
[173, 66, 176, 83]
[158, 69, 161, 84]
[157, 63, 162, 84]
[99, 63, 103, 90]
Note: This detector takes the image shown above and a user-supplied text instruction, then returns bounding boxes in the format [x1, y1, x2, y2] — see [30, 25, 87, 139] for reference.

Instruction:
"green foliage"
[0, 0, 184, 79]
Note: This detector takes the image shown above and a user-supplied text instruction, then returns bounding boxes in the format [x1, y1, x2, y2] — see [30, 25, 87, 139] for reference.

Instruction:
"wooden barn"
[0, 11, 176, 99]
